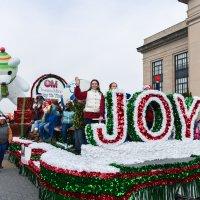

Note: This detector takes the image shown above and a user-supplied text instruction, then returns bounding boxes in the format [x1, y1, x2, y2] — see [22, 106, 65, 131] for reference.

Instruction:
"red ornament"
[154, 75, 161, 82]
[0, 47, 5, 52]
[136, 93, 172, 141]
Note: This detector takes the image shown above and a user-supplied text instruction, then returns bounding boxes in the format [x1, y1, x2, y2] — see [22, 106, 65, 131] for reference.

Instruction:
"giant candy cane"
[85, 91, 127, 146]
[174, 94, 200, 139]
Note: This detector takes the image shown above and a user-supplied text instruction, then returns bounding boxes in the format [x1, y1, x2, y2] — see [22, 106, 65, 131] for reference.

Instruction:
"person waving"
[74, 77, 105, 125]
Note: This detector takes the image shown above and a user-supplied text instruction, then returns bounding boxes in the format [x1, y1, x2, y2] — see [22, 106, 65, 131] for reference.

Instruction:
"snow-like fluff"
[13, 137, 33, 144]
[28, 142, 57, 151]
[41, 140, 200, 173]
[82, 140, 200, 165]
[41, 149, 119, 173]
[33, 161, 40, 168]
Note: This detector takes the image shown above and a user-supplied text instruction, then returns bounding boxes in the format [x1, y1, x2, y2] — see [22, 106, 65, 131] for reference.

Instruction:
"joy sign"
[85, 90, 200, 146]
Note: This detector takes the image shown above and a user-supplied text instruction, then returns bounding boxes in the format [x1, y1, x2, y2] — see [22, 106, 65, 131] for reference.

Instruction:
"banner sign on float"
[31, 74, 70, 101]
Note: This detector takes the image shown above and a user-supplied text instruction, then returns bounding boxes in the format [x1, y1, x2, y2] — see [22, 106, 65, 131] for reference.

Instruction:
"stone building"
[137, 0, 200, 96]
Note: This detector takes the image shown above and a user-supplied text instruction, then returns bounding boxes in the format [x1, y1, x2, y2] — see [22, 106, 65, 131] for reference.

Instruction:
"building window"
[175, 52, 188, 94]
[152, 60, 163, 91]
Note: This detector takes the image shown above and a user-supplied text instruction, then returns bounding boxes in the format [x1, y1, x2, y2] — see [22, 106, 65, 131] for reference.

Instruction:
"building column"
[187, 0, 200, 96]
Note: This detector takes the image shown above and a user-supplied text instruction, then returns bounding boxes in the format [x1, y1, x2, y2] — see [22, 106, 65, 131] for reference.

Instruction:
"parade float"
[8, 89, 200, 200]
[3, 44, 200, 200]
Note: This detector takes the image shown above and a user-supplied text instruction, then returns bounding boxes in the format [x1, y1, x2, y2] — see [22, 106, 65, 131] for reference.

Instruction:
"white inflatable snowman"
[0, 47, 29, 105]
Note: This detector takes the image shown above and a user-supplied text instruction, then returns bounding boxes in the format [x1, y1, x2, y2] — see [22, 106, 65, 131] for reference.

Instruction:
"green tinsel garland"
[150, 102, 163, 133]
[127, 92, 142, 142]
[185, 96, 194, 109]
[167, 94, 182, 140]
[31, 155, 41, 161]
[167, 94, 194, 140]
[127, 92, 165, 141]
[130, 181, 200, 200]
[85, 91, 121, 144]
[40, 159, 200, 198]
[39, 179, 200, 200]
[19, 165, 39, 187]
[105, 91, 114, 135]
[8, 143, 21, 151]
[85, 124, 97, 146]
[39, 186, 78, 200]
[111, 155, 200, 173]
[8, 154, 20, 167]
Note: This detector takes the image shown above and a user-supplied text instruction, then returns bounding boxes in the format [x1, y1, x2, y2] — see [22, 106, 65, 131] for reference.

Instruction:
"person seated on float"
[31, 100, 51, 136]
[61, 101, 74, 144]
[33, 95, 45, 121]
[38, 100, 60, 142]
[30, 96, 45, 133]
[109, 82, 131, 99]
[0, 116, 13, 169]
[74, 77, 105, 125]
[42, 100, 61, 142]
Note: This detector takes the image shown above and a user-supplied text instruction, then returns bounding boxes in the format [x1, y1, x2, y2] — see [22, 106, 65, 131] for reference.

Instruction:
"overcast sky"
[0, 0, 187, 112]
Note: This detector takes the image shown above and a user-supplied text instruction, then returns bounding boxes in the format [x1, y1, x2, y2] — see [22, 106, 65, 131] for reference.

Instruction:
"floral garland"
[85, 91, 127, 146]
[174, 94, 200, 140]
[133, 90, 174, 142]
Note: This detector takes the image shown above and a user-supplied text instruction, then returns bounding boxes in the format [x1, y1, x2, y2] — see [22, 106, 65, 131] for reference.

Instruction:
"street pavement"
[0, 154, 39, 200]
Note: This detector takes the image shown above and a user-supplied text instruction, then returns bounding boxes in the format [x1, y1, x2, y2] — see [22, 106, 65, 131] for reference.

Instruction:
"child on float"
[61, 101, 74, 144]
[109, 82, 131, 99]
[109, 82, 118, 91]
[74, 77, 105, 125]
[108, 82, 132, 141]
[0, 116, 13, 169]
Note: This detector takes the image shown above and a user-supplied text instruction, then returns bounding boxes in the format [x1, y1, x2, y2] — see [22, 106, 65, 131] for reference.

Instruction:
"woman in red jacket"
[74, 77, 105, 125]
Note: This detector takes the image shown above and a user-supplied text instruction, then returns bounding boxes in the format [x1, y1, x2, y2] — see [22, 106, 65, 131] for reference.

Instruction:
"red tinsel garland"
[137, 94, 172, 140]
[11, 141, 32, 147]
[9, 150, 21, 158]
[39, 178, 118, 200]
[97, 93, 125, 144]
[40, 161, 200, 179]
[177, 97, 200, 138]
[32, 149, 46, 155]
[39, 171, 200, 200]
[28, 160, 41, 174]
[124, 173, 200, 199]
